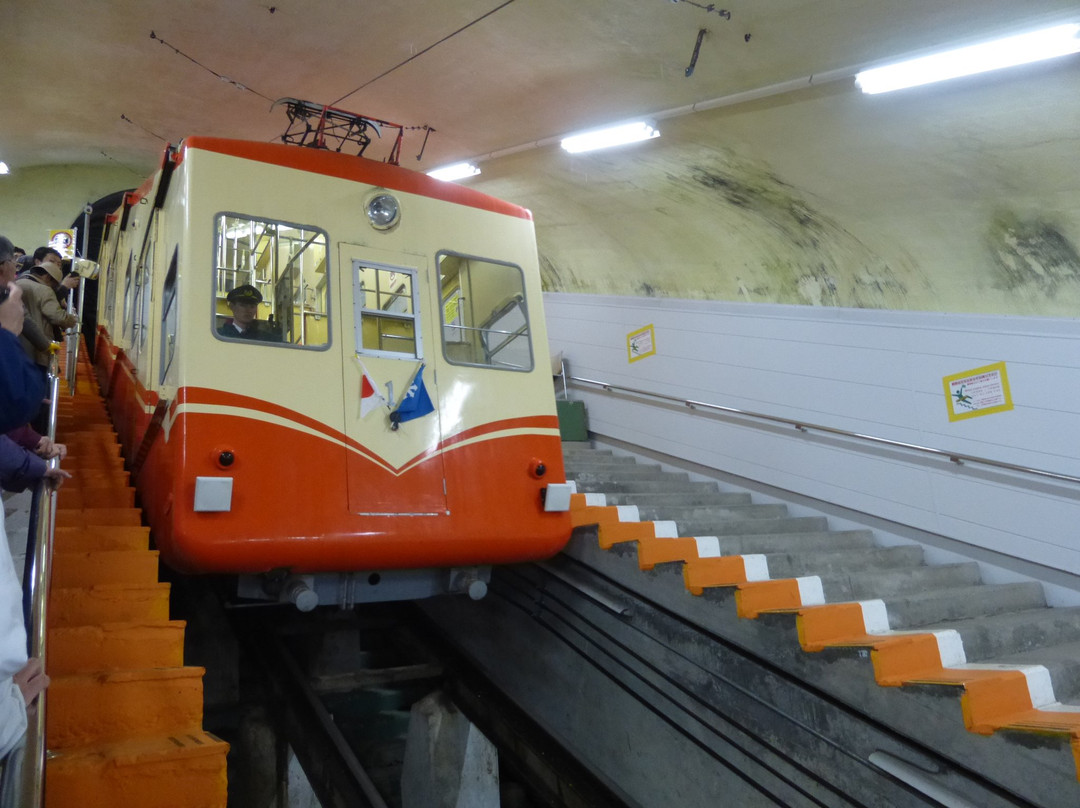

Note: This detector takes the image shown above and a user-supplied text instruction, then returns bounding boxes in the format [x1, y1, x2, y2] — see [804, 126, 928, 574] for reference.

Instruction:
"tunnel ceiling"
[4, 0, 1077, 173]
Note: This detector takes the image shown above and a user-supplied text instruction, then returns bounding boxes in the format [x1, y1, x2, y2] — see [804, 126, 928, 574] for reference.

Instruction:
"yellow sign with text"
[943, 361, 1013, 422]
[627, 324, 656, 363]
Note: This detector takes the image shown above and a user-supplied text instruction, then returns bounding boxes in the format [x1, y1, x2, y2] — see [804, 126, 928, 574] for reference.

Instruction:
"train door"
[338, 244, 447, 515]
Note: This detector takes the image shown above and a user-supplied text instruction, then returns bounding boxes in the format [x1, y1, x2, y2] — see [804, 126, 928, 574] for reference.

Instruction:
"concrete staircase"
[42, 351, 228, 807]
[563, 441, 1080, 794]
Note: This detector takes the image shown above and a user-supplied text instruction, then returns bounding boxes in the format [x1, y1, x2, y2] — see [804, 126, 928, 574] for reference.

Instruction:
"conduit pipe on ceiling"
[463, 12, 1080, 168]
[468, 65, 858, 165]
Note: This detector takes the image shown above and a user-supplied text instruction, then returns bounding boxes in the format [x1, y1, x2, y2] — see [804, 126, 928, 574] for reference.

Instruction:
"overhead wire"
[149, 31, 276, 102]
[330, 0, 520, 106]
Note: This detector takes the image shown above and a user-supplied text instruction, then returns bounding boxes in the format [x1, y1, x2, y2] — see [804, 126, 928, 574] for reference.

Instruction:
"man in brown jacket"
[15, 261, 77, 368]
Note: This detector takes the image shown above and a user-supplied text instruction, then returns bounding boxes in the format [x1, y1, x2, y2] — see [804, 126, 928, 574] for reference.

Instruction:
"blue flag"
[390, 364, 435, 430]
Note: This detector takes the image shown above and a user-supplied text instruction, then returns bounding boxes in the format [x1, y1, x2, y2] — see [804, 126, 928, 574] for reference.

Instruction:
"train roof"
[170, 137, 533, 222]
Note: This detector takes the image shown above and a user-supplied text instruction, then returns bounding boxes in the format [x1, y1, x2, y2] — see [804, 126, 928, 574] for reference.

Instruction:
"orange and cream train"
[93, 137, 574, 608]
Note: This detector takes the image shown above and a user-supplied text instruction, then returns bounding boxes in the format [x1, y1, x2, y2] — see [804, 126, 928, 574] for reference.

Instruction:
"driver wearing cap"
[218, 284, 282, 342]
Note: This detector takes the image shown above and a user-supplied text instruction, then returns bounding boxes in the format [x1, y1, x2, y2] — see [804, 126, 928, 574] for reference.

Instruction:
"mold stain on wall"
[485, 141, 931, 310]
[987, 212, 1080, 300]
[670, 152, 924, 309]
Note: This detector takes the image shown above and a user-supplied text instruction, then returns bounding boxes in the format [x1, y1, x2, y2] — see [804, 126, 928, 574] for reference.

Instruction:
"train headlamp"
[365, 193, 400, 230]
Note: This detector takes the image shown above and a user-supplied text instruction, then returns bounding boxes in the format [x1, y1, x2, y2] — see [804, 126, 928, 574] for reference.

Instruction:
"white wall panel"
[547, 292, 1080, 576]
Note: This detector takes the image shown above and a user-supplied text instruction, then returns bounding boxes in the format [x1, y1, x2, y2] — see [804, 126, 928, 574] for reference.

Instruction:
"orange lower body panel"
[128, 386, 570, 573]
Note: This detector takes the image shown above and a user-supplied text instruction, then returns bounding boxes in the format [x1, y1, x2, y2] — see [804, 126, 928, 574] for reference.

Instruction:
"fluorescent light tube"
[426, 162, 481, 182]
[561, 121, 660, 154]
[856, 23, 1080, 94]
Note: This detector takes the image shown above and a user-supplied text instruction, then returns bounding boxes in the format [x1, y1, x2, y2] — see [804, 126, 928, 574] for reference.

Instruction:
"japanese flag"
[359, 363, 386, 417]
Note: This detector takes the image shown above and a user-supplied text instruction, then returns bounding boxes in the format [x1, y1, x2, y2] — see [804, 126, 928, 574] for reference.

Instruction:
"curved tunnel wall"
[472, 56, 1080, 317]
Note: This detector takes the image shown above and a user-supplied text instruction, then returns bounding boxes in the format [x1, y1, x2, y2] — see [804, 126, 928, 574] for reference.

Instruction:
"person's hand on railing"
[13, 658, 49, 708]
[42, 467, 71, 490]
[34, 436, 67, 460]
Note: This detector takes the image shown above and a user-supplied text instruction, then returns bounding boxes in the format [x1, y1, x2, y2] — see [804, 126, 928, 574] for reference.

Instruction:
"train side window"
[104, 247, 120, 327]
[353, 262, 421, 358]
[160, 248, 179, 383]
[213, 214, 330, 349]
[437, 252, 533, 371]
[121, 253, 135, 340]
[132, 219, 156, 355]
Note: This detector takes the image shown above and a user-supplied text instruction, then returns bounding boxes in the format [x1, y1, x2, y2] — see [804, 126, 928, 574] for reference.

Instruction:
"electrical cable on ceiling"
[149, 31, 275, 102]
[330, 0, 520, 106]
[100, 150, 149, 178]
[119, 114, 168, 143]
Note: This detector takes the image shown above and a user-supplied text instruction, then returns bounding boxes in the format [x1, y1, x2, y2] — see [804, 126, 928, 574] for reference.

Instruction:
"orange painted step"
[56, 487, 137, 509]
[55, 413, 112, 424]
[49, 583, 171, 627]
[45, 733, 229, 808]
[53, 525, 150, 553]
[57, 457, 127, 474]
[46, 666, 207, 748]
[60, 438, 122, 456]
[57, 486, 137, 508]
[598, 520, 662, 549]
[58, 413, 114, 428]
[48, 622, 186, 674]
[637, 536, 701, 570]
[51, 551, 160, 588]
[55, 508, 143, 528]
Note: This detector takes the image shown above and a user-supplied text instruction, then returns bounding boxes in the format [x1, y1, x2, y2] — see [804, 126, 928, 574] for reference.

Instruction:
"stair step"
[923, 607, 1080, 664]
[600, 491, 754, 508]
[718, 529, 876, 555]
[569, 467, 688, 481]
[994, 639, 1080, 704]
[48, 622, 186, 674]
[49, 583, 171, 627]
[46, 732, 228, 808]
[55, 468, 128, 485]
[818, 561, 983, 601]
[51, 550, 161, 588]
[53, 525, 150, 552]
[637, 503, 790, 522]
[763, 545, 926, 577]
[678, 514, 829, 536]
[55, 508, 143, 528]
[47, 666, 207, 748]
[573, 479, 721, 495]
[884, 582, 1047, 629]
[564, 459, 653, 473]
[56, 487, 137, 509]
[561, 443, 611, 456]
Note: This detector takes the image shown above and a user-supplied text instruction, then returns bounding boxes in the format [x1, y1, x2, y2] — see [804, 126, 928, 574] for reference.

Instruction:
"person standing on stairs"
[0, 235, 51, 761]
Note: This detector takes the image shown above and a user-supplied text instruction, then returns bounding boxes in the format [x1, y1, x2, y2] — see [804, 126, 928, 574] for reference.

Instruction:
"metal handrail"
[568, 374, 1080, 488]
[64, 278, 84, 391]
[17, 358, 63, 807]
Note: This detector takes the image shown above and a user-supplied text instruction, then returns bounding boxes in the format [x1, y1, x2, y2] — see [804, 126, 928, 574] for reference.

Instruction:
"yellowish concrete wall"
[470, 61, 1080, 317]
[0, 164, 144, 254]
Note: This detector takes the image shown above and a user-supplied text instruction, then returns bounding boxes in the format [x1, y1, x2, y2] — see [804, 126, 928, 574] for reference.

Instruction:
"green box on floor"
[556, 400, 588, 441]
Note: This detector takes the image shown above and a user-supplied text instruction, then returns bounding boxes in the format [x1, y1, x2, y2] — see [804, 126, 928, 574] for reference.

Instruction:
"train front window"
[213, 214, 330, 348]
[353, 262, 421, 358]
[437, 252, 533, 371]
